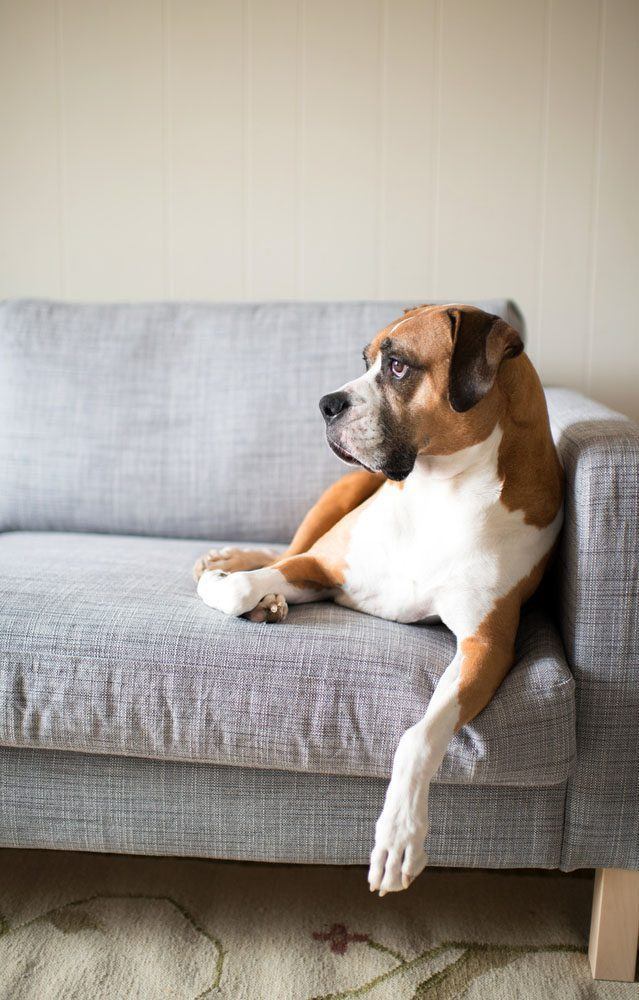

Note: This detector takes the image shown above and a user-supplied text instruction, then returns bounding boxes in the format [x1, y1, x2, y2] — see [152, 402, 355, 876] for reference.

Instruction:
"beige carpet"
[0, 850, 636, 999]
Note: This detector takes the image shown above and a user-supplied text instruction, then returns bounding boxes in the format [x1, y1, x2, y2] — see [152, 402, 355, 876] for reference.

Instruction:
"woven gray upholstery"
[0, 298, 522, 541]
[0, 746, 565, 868]
[0, 530, 574, 787]
[547, 389, 639, 870]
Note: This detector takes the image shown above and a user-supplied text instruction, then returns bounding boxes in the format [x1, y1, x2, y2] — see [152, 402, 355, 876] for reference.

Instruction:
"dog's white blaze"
[340, 353, 382, 402]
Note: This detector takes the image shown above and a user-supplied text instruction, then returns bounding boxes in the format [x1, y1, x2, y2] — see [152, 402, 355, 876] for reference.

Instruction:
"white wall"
[0, 0, 637, 417]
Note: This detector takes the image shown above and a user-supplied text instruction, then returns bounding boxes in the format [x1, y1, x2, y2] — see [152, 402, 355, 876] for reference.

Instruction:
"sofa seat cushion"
[0, 531, 575, 786]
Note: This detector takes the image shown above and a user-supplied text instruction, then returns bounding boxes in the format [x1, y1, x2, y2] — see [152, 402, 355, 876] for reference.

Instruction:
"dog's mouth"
[327, 437, 363, 468]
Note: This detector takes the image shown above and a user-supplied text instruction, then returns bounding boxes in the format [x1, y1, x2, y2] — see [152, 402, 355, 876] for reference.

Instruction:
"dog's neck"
[410, 423, 503, 487]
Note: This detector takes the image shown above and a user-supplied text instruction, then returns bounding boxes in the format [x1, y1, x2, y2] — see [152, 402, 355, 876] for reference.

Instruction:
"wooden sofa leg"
[589, 868, 639, 982]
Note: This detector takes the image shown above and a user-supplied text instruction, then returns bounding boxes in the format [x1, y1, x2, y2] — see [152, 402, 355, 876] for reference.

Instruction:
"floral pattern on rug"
[309, 924, 587, 1000]
[0, 850, 636, 999]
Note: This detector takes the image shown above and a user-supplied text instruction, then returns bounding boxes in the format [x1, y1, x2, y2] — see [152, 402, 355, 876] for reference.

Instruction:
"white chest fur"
[338, 425, 562, 635]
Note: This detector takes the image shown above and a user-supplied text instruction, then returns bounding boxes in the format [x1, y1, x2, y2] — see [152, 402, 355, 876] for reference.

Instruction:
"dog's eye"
[390, 358, 409, 380]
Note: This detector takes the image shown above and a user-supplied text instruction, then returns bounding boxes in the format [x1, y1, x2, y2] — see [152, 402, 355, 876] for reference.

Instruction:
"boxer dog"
[194, 303, 564, 897]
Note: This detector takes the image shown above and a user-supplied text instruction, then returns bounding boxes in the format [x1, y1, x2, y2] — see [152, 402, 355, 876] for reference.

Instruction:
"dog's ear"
[447, 308, 523, 413]
[403, 303, 432, 315]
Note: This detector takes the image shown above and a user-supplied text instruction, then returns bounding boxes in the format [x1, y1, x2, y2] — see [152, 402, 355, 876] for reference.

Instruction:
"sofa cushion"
[0, 746, 568, 867]
[0, 531, 574, 787]
[0, 298, 524, 541]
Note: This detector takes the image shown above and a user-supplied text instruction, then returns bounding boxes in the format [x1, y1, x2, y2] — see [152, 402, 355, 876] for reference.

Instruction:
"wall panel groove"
[295, 0, 306, 297]
[430, 0, 443, 297]
[376, 0, 388, 298]
[586, 0, 606, 395]
[54, 0, 67, 297]
[533, 0, 553, 367]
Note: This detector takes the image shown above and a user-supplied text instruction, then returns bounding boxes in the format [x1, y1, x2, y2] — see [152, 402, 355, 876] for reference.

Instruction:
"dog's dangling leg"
[368, 601, 519, 895]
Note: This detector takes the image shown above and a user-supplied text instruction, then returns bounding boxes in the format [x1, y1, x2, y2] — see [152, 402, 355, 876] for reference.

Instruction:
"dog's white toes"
[401, 841, 428, 889]
[244, 594, 288, 624]
[369, 815, 428, 896]
[378, 848, 403, 896]
[367, 846, 387, 894]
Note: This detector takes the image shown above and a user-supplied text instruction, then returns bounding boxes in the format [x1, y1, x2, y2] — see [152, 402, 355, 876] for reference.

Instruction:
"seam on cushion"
[0, 736, 574, 788]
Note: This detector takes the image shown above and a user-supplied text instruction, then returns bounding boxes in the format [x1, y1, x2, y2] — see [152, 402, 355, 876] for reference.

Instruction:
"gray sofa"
[0, 300, 637, 973]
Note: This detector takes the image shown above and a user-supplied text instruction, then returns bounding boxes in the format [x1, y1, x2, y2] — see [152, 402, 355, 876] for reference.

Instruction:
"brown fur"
[496, 355, 564, 527]
[277, 553, 341, 590]
[455, 553, 551, 728]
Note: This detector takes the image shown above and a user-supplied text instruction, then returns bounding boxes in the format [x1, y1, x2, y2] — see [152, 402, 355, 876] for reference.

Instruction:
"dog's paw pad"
[245, 594, 288, 624]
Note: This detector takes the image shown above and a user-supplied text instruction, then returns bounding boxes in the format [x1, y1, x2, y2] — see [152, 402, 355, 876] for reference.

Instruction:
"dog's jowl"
[194, 304, 564, 896]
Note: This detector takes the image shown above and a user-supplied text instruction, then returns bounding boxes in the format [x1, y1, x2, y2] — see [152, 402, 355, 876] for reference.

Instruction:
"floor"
[0, 849, 636, 999]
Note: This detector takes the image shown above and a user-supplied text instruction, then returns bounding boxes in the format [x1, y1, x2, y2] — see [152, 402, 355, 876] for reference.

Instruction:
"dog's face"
[319, 304, 523, 480]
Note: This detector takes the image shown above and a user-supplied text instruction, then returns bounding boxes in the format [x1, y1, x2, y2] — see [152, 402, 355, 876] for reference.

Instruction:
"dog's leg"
[368, 600, 520, 896]
[197, 553, 340, 623]
[283, 469, 384, 557]
[193, 469, 383, 582]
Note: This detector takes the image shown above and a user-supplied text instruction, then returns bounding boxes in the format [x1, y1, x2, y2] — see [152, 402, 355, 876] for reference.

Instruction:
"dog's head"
[319, 304, 524, 480]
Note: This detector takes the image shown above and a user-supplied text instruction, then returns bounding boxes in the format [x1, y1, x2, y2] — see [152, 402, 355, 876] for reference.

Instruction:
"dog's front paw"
[197, 569, 255, 616]
[368, 729, 430, 895]
[368, 805, 429, 896]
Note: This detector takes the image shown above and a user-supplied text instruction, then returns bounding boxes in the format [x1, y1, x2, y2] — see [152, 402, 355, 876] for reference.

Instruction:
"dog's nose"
[319, 391, 350, 423]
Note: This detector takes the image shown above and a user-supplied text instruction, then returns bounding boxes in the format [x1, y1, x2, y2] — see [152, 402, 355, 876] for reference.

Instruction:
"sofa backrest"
[0, 299, 524, 542]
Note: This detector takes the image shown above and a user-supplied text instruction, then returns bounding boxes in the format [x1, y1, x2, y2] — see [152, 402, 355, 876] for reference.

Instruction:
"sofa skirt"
[0, 746, 567, 869]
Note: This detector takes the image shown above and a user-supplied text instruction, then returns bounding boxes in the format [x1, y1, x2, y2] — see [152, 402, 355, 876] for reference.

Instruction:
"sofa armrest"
[545, 388, 639, 870]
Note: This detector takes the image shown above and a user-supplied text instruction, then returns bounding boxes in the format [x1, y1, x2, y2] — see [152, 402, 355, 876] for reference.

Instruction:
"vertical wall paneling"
[379, 0, 439, 300]
[0, 1, 60, 297]
[302, 0, 381, 298]
[168, 0, 244, 299]
[588, 0, 639, 418]
[60, 0, 165, 300]
[536, 0, 600, 387]
[248, 0, 298, 299]
[435, 0, 546, 338]
[0, 0, 637, 417]
[295, 0, 307, 296]
[161, 0, 171, 296]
